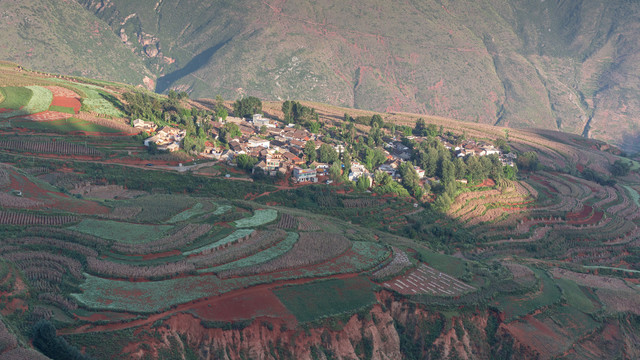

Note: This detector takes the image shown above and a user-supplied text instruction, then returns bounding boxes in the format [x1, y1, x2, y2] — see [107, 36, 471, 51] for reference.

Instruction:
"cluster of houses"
[137, 113, 515, 184]
[135, 119, 186, 152]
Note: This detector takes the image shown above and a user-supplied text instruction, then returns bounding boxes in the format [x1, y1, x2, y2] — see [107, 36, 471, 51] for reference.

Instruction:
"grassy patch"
[234, 209, 278, 228]
[69, 219, 173, 244]
[415, 249, 466, 278]
[555, 278, 597, 313]
[495, 268, 562, 321]
[49, 105, 75, 114]
[274, 277, 376, 322]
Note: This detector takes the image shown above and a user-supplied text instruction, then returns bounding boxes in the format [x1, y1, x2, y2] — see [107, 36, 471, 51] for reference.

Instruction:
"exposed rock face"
[123, 292, 536, 360]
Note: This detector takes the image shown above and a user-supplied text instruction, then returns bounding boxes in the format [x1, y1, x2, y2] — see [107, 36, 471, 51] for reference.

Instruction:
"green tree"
[309, 121, 321, 134]
[342, 151, 352, 179]
[329, 161, 342, 181]
[516, 152, 539, 171]
[413, 118, 427, 136]
[610, 159, 632, 177]
[399, 162, 424, 199]
[319, 143, 339, 164]
[356, 175, 371, 191]
[220, 123, 241, 143]
[304, 140, 317, 163]
[371, 114, 384, 128]
[236, 154, 258, 171]
[233, 96, 262, 117]
[503, 164, 517, 180]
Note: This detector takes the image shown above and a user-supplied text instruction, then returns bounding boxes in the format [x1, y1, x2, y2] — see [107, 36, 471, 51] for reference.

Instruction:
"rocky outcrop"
[122, 292, 533, 360]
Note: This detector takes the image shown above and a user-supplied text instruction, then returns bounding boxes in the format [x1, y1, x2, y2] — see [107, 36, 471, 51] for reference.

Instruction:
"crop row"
[87, 257, 195, 279]
[183, 228, 253, 256]
[9, 236, 98, 257]
[372, 247, 412, 280]
[297, 216, 321, 231]
[38, 292, 78, 310]
[0, 251, 82, 279]
[189, 230, 287, 269]
[27, 227, 111, 246]
[276, 213, 298, 229]
[0, 167, 9, 187]
[0, 140, 101, 156]
[218, 232, 350, 278]
[0, 211, 78, 225]
[112, 223, 213, 254]
[0, 193, 44, 208]
[205, 232, 299, 275]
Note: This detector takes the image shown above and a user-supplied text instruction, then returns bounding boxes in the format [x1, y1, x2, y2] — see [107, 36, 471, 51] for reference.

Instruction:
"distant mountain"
[0, 0, 151, 86]
[3, 0, 640, 151]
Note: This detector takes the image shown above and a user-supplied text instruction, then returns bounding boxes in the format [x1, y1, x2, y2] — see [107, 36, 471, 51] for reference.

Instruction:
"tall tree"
[233, 96, 262, 118]
[304, 140, 317, 163]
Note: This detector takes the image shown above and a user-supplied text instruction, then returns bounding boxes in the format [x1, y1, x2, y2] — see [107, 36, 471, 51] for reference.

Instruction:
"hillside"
[66, 0, 640, 153]
[0, 65, 640, 359]
[0, 0, 151, 86]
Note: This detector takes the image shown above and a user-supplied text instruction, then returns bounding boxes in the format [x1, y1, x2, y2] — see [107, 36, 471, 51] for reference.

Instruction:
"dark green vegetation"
[273, 277, 376, 323]
[1, 0, 631, 152]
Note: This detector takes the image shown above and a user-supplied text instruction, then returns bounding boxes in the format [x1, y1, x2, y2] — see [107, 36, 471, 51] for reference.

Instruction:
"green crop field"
[166, 202, 205, 223]
[414, 249, 466, 278]
[121, 194, 196, 223]
[73, 273, 274, 313]
[69, 219, 173, 244]
[274, 277, 376, 323]
[69, 83, 124, 117]
[234, 209, 278, 228]
[184, 229, 255, 256]
[0, 86, 52, 119]
[49, 105, 75, 114]
[198, 232, 298, 272]
[495, 269, 562, 321]
[555, 278, 597, 313]
[0, 86, 33, 110]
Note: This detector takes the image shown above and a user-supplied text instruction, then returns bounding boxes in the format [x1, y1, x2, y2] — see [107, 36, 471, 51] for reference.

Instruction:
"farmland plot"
[203, 232, 299, 274]
[382, 264, 475, 296]
[69, 219, 172, 244]
[234, 209, 278, 227]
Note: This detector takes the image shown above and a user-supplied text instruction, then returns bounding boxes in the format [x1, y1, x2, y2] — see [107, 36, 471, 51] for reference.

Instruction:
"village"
[134, 112, 516, 188]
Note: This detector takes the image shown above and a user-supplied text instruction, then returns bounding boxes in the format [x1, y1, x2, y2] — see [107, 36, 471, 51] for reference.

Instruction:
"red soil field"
[566, 205, 593, 220]
[18, 111, 72, 121]
[50, 97, 81, 113]
[44, 86, 79, 98]
[0, 108, 13, 113]
[191, 287, 295, 324]
[568, 211, 603, 225]
[477, 178, 496, 187]
[5, 169, 109, 215]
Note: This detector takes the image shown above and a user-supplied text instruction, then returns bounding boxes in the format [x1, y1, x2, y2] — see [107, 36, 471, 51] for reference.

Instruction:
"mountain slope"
[0, 0, 150, 86]
[73, 0, 640, 152]
[4, 0, 639, 152]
